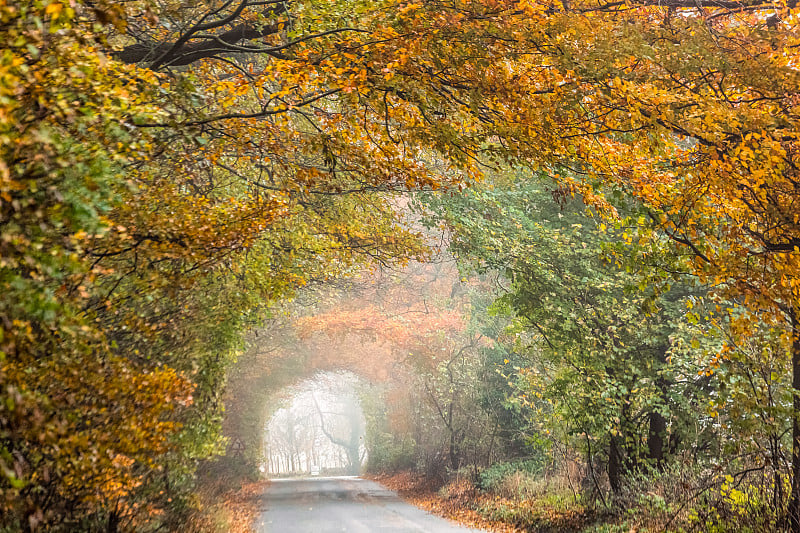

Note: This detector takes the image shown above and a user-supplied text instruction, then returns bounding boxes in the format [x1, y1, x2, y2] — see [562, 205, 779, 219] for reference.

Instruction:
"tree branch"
[114, 2, 287, 68]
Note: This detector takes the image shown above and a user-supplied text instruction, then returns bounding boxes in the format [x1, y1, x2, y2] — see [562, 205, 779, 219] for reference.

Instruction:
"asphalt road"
[255, 476, 484, 532]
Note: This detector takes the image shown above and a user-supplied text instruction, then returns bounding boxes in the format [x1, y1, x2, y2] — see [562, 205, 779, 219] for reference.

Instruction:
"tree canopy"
[3, 0, 800, 530]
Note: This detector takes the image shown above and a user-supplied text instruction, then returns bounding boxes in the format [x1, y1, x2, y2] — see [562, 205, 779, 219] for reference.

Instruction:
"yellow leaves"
[398, 3, 423, 19]
[11, 319, 33, 339]
[111, 453, 135, 470]
[45, 2, 63, 16]
[3, 347, 193, 513]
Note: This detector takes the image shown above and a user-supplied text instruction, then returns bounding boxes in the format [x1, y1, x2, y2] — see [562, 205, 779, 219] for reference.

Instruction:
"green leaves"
[420, 171, 719, 480]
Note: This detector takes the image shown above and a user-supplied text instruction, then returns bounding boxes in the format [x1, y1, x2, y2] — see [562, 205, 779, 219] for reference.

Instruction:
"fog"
[263, 371, 366, 477]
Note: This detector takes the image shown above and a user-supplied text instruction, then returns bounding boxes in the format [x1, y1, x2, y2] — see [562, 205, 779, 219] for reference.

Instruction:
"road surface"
[256, 476, 484, 532]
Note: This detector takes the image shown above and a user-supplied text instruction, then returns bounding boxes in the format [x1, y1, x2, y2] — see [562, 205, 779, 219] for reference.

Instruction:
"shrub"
[477, 459, 545, 493]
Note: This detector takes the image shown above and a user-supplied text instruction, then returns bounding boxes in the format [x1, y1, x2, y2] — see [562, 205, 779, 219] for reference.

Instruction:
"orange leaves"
[397, 3, 423, 19]
[2, 0, 484, 528]
[2, 350, 193, 516]
[381, 0, 800, 329]
[297, 305, 465, 352]
[373, 472, 524, 533]
[14, 0, 800, 527]
[189, 479, 271, 533]
[44, 2, 63, 16]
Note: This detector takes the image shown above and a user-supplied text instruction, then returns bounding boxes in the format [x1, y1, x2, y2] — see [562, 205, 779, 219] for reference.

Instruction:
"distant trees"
[263, 374, 367, 476]
[297, 261, 533, 480]
[312, 387, 365, 475]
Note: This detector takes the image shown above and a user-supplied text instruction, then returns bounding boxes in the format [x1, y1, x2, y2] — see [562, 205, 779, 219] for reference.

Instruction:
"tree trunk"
[647, 377, 667, 470]
[114, 4, 287, 69]
[449, 429, 460, 471]
[608, 435, 623, 494]
[106, 508, 119, 533]
[788, 307, 800, 532]
[346, 443, 360, 475]
[773, 432, 785, 515]
[648, 349, 669, 469]
[647, 410, 666, 468]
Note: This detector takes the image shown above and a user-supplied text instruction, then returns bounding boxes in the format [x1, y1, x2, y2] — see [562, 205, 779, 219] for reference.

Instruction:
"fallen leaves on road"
[223, 480, 270, 533]
[371, 472, 592, 532]
[187, 478, 269, 533]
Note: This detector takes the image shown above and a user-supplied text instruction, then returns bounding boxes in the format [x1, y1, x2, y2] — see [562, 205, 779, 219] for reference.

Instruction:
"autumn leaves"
[2, 0, 800, 530]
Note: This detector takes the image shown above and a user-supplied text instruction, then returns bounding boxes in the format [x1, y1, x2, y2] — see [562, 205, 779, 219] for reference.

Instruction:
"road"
[255, 476, 484, 532]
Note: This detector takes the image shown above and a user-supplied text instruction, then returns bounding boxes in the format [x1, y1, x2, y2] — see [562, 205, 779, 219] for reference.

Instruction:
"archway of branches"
[220, 261, 460, 478]
[219, 315, 404, 476]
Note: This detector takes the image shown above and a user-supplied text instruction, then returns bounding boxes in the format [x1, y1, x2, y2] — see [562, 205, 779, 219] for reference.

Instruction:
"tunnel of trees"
[3, 0, 800, 531]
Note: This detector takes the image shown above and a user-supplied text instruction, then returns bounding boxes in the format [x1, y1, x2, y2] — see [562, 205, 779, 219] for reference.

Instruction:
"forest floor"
[224, 480, 270, 533]
[192, 478, 270, 533]
[369, 472, 520, 532]
[368, 471, 591, 532]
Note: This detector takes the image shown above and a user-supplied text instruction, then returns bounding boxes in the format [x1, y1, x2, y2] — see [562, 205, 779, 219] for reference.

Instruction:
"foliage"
[411, 172, 798, 528]
[1, 0, 455, 529]
[5, 0, 800, 529]
[0, 1, 196, 529]
[295, 261, 536, 480]
[477, 460, 547, 493]
[420, 173, 723, 493]
[361, 382, 417, 473]
[376, 1, 800, 520]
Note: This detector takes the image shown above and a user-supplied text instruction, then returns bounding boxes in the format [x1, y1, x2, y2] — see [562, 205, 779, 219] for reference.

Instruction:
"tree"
[294, 259, 532, 480]
[0, 2, 198, 529]
[311, 383, 365, 475]
[348, 0, 800, 524]
[1, 1, 452, 528]
[6, 0, 800, 528]
[420, 173, 719, 493]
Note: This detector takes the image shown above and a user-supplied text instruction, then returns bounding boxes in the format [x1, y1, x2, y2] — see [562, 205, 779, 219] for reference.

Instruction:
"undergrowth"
[184, 456, 266, 533]
[386, 458, 791, 533]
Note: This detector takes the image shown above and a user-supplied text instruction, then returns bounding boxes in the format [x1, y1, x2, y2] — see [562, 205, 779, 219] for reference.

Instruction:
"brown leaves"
[186, 478, 271, 533]
[1, 352, 194, 524]
[371, 472, 523, 533]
